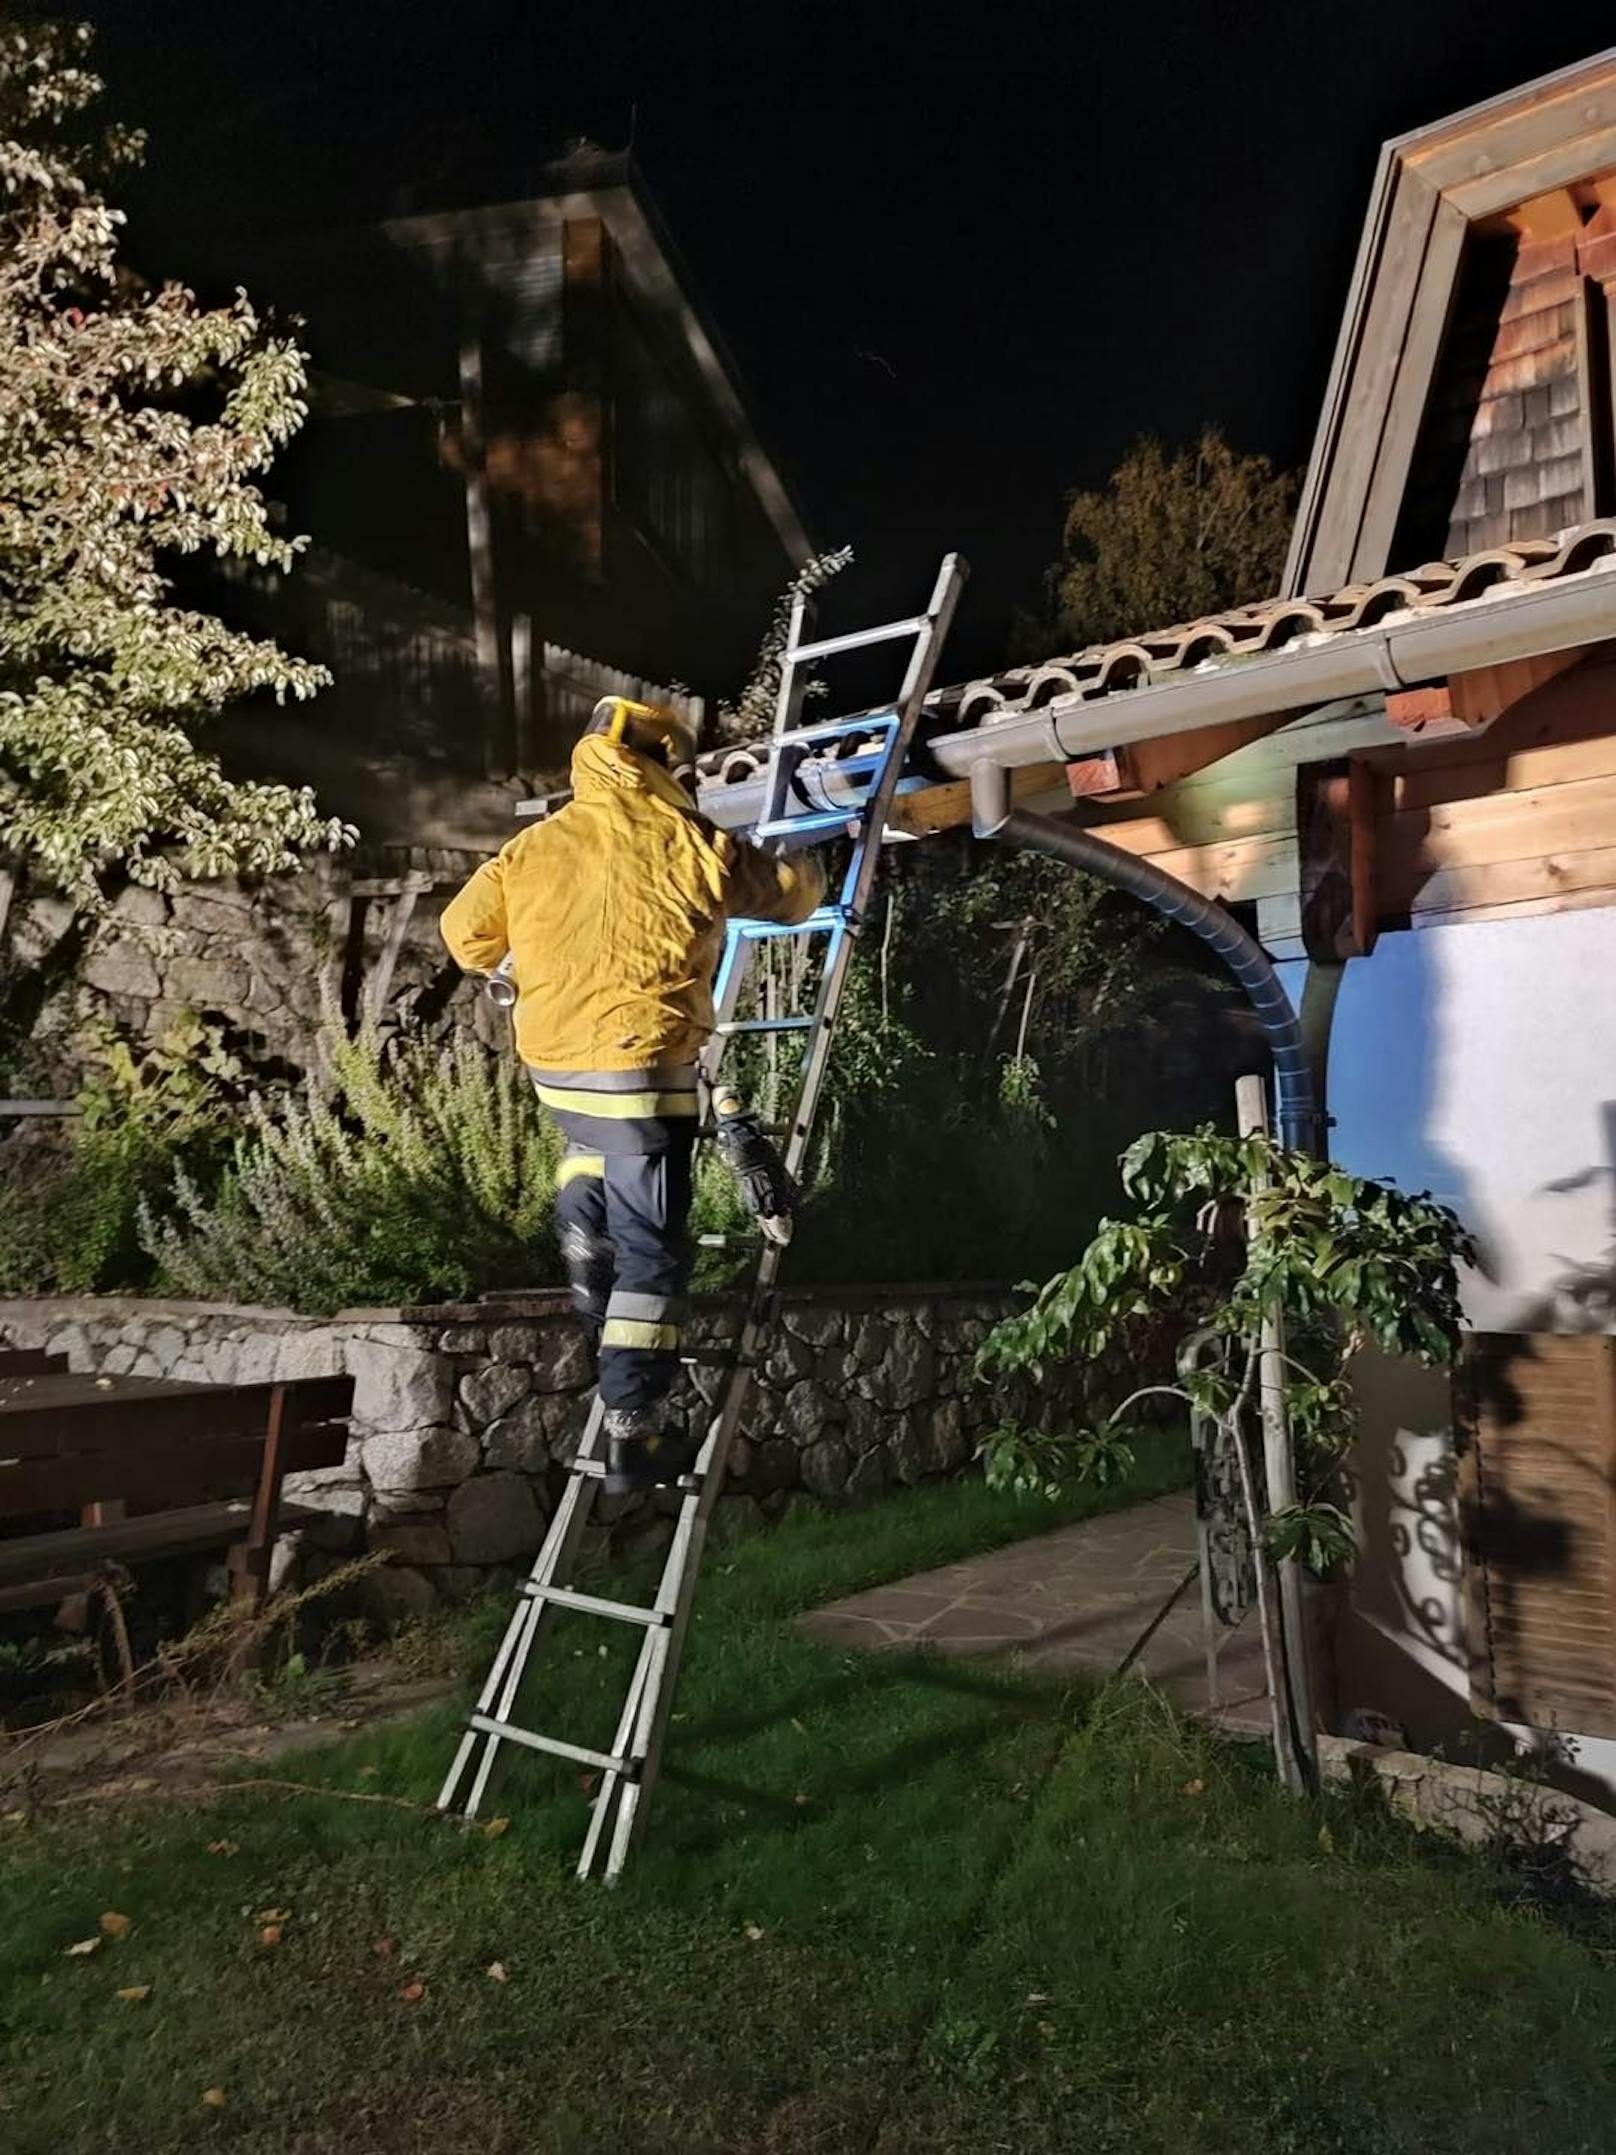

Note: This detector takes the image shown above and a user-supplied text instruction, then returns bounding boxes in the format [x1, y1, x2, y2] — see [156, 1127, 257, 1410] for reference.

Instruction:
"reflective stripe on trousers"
[529, 1064, 699, 1156]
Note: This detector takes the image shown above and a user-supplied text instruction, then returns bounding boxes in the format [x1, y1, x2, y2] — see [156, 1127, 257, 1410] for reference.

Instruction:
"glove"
[712, 1087, 797, 1245]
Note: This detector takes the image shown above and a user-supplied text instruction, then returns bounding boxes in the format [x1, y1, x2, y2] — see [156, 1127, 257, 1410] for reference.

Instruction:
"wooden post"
[458, 333, 506, 779]
[363, 872, 433, 1029]
[1297, 757, 1380, 963]
[232, 1383, 294, 1614]
[1236, 1074, 1320, 1794]
[510, 611, 534, 775]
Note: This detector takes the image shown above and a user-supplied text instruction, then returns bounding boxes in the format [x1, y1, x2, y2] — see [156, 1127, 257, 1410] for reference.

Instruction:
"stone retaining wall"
[11, 852, 489, 1080]
[0, 1287, 1064, 1612]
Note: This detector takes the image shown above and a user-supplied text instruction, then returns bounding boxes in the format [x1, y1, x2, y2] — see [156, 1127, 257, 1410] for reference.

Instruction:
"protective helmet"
[587, 696, 698, 788]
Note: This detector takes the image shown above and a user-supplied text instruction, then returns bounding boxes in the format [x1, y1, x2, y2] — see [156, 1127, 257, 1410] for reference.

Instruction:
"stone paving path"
[802, 1490, 1270, 1727]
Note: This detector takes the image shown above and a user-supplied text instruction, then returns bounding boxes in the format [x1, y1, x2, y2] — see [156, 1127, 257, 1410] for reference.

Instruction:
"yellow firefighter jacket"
[439, 732, 826, 1075]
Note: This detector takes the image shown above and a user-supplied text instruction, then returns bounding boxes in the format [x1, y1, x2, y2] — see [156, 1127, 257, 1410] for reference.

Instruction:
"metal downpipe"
[970, 766, 1319, 1153]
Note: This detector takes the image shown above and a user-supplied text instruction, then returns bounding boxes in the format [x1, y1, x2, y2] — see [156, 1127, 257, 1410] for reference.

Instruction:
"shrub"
[0, 1010, 249, 1294]
[143, 1018, 563, 1313]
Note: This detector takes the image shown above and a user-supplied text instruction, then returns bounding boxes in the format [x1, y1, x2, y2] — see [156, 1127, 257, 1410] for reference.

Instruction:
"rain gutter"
[693, 565, 1616, 834]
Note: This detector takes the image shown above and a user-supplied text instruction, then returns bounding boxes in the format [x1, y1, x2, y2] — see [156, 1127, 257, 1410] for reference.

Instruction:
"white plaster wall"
[1314, 910, 1616, 1796]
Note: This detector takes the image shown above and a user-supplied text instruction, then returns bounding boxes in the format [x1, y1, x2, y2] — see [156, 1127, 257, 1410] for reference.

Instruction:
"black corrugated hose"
[971, 784, 1320, 1153]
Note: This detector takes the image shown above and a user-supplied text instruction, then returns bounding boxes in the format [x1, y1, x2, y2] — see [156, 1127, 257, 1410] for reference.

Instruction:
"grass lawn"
[3, 1435, 1615, 2154]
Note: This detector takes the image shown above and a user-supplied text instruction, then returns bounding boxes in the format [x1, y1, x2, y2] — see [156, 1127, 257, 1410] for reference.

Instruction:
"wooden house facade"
[1041, 53, 1616, 1790]
[696, 50, 1616, 1795]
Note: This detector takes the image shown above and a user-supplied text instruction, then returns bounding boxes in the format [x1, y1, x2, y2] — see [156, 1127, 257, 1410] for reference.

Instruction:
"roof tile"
[699, 520, 1616, 793]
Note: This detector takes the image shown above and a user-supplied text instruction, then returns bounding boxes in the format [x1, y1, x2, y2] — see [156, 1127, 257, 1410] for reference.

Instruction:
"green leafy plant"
[142, 1015, 563, 1312]
[0, 1008, 251, 1293]
[977, 1124, 1476, 1787]
[979, 1418, 1136, 1503]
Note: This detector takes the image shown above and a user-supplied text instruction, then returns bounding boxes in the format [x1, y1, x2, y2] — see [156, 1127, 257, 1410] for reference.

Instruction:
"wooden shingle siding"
[1394, 230, 1593, 566]
[1458, 1334, 1616, 1737]
[1285, 53, 1616, 595]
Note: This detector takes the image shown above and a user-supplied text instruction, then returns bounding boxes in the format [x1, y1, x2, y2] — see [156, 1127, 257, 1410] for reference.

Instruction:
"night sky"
[84, 0, 1616, 675]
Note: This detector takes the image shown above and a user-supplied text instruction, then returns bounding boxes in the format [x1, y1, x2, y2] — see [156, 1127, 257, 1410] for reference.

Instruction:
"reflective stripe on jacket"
[439, 732, 826, 1074]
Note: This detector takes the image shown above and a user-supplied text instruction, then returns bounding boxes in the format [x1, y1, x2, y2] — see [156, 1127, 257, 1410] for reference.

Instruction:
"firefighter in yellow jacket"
[440, 698, 825, 1495]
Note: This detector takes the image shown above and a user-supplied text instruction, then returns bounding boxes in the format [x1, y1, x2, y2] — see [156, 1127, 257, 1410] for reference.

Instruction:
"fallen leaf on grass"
[486, 1961, 509, 1983]
[1181, 1778, 1207, 1798]
[259, 1925, 284, 1949]
[372, 1936, 397, 1958]
[206, 1840, 238, 1858]
[743, 1924, 766, 1943]
[1025, 1993, 1050, 2005]
[482, 1818, 510, 1840]
[99, 1911, 133, 1940]
[63, 1938, 101, 1958]
[358, 1765, 379, 1781]
[255, 1908, 291, 1924]
[793, 1793, 809, 1807]
[398, 1980, 426, 2004]
[201, 2087, 228, 2110]
[115, 1986, 152, 2004]
[790, 1717, 806, 1735]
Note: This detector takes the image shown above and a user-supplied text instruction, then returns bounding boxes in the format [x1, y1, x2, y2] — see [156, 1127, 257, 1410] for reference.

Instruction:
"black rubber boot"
[602, 1409, 699, 1496]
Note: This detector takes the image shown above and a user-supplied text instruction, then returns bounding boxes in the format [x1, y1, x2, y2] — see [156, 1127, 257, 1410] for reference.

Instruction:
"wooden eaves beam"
[1385, 647, 1588, 733]
[1064, 713, 1292, 802]
[888, 709, 1312, 837]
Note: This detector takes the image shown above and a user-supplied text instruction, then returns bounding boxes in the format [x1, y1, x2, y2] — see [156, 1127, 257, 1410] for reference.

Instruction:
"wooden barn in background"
[209, 149, 810, 850]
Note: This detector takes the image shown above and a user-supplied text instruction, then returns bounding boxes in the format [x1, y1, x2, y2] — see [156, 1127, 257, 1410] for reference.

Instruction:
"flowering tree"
[0, 17, 346, 917]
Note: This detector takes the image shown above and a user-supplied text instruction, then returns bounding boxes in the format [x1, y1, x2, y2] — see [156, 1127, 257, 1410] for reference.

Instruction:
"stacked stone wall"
[0, 1287, 1072, 1610]
[11, 853, 488, 1083]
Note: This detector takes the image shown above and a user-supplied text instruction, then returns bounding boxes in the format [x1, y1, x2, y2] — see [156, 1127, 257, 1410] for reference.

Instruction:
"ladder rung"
[717, 1016, 815, 1035]
[733, 906, 851, 939]
[522, 1582, 669, 1628]
[788, 617, 929, 664]
[769, 713, 899, 748]
[753, 811, 866, 842]
[468, 1715, 635, 1779]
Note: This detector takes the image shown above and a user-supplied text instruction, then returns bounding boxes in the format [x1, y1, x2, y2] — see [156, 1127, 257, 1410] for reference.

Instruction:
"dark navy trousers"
[553, 1126, 695, 1415]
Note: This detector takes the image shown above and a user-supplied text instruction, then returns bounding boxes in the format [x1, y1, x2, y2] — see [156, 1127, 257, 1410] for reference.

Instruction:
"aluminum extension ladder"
[437, 552, 968, 1880]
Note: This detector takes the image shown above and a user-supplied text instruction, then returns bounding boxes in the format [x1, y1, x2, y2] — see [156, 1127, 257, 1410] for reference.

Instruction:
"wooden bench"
[0, 1372, 354, 1619]
[0, 1348, 68, 1377]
